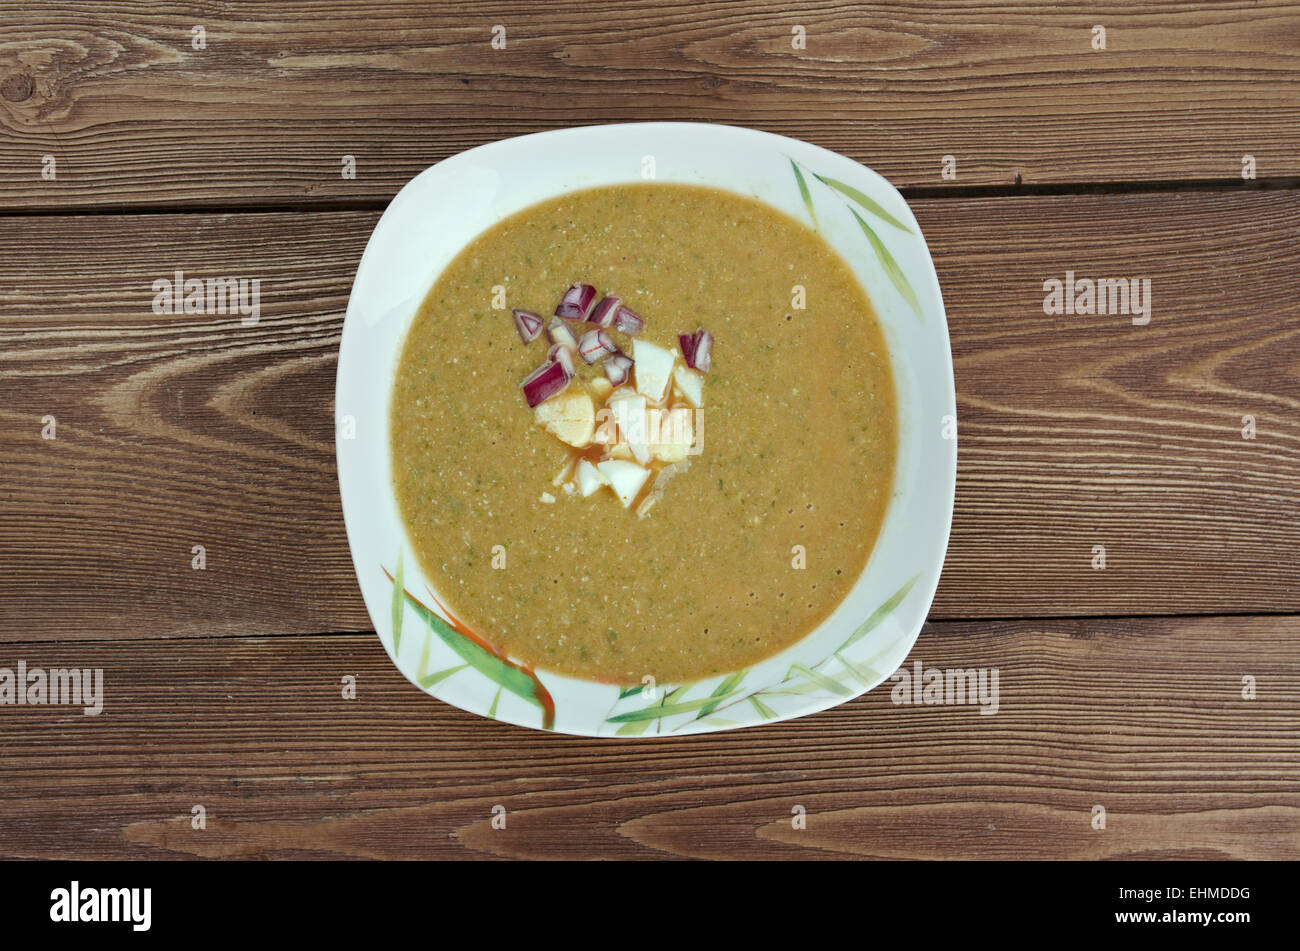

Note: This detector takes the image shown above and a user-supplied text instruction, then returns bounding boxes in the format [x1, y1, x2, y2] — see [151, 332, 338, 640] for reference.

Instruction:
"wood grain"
[0, 615, 1294, 859]
[0, 0, 1294, 868]
[2, 190, 1298, 639]
[927, 190, 1300, 617]
[1, 2, 1298, 210]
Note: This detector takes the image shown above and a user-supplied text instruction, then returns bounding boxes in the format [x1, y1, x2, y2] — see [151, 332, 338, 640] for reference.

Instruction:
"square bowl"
[336, 122, 956, 736]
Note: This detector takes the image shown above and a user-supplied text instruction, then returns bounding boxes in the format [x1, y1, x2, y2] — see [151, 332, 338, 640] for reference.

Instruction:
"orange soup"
[391, 183, 896, 683]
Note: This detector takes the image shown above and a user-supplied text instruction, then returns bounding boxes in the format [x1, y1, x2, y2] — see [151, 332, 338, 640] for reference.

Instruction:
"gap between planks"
[0, 177, 1297, 219]
[1, 611, 1298, 648]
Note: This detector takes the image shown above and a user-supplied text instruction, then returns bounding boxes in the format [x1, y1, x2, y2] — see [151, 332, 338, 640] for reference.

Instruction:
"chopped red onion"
[691, 329, 713, 373]
[589, 296, 621, 327]
[678, 332, 697, 366]
[547, 343, 577, 377]
[520, 359, 572, 407]
[681, 328, 713, 373]
[613, 305, 645, 336]
[521, 360, 553, 387]
[578, 328, 617, 364]
[547, 317, 579, 352]
[605, 352, 634, 387]
[512, 308, 543, 343]
[555, 283, 597, 321]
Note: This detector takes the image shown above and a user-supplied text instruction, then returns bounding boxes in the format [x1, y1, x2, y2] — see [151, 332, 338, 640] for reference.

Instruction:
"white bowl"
[336, 122, 956, 736]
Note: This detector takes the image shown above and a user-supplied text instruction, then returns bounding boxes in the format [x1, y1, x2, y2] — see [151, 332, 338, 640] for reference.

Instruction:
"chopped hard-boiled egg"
[534, 388, 595, 447]
[576, 458, 608, 497]
[611, 393, 652, 465]
[596, 459, 650, 508]
[650, 406, 694, 463]
[672, 365, 704, 408]
[633, 339, 675, 403]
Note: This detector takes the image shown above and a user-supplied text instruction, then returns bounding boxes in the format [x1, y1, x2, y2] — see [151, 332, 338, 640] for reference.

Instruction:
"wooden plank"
[1, 190, 1298, 639]
[1, 2, 1298, 210]
[0, 616, 1295, 859]
[0, 210, 367, 639]
[931, 190, 1300, 617]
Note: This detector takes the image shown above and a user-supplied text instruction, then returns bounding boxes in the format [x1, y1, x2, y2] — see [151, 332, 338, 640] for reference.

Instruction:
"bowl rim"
[336, 121, 956, 737]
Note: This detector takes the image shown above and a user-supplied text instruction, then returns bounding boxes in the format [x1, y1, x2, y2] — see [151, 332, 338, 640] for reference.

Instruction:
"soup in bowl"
[338, 123, 955, 735]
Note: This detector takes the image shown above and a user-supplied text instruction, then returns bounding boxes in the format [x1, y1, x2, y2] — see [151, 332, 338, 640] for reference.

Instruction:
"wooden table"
[2, 2, 1297, 860]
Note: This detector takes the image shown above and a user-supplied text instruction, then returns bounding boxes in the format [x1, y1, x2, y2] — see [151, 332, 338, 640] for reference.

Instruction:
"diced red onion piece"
[547, 317, 579, 352]
[547, 343, 577, 376]
[512, 308, 543, 343]
[555, 283, 597, 321]
[578, 328, 617, 364]
[680, 328, 713, 373]
[691, 329, 713, 373]
[605, 352, 633, 387]
[589, 296, 621, 327]
[612, 305, 645, 336]
[520, 360, 552, 386]
[520, 359, 572, 407]
[678, 332, 697, 366]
